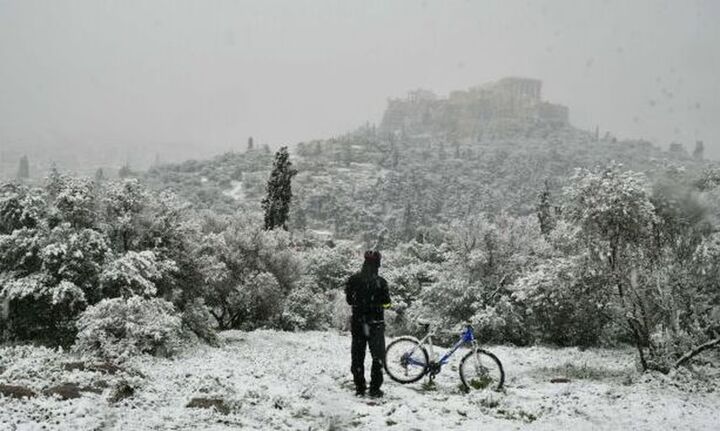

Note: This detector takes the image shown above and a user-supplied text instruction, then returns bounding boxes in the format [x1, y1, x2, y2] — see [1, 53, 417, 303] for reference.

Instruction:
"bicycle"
[384, 321, 505, 391]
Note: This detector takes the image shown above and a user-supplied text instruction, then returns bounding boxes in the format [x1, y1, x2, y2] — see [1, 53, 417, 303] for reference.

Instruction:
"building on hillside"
[379, 77, 569, 138]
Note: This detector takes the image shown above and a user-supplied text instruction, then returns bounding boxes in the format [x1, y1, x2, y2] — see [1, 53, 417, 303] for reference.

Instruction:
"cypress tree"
[47, 163, 63, 198]
[261, 146, 297, 230]
[536, 179, 556, 235]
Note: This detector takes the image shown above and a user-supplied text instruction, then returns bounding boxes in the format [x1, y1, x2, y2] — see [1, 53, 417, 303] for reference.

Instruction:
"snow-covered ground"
[1, 330, 719, 430]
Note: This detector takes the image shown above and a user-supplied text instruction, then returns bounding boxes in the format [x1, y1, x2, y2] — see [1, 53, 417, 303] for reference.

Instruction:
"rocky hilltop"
[379, 77, 570, 140]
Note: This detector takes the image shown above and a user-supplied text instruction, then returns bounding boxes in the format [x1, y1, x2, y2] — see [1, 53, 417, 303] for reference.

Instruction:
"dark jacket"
[345, 272, 391, 322]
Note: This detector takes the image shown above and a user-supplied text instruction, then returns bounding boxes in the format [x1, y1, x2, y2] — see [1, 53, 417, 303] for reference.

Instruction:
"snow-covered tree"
[262, 147, 297, 230]
[74, 296, 183, 360]
[536, 179, 556, 235]
[102, 179, 149, 252]
[53, 177, 98, 229]
[99, 250, 177, 298]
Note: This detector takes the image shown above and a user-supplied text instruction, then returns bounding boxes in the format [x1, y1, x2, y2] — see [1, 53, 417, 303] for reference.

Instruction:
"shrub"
[1, 274, 86, 346]
[512, 257, 612, 346]
[473, 295, 531, 345]
[99, 251, 178, 298]
[301, 242, 356, 293]
[237, 272, 284, 328]
[53, 178, 98, 229]
[74, 296, 183, 360]
[280, 276, 330, 330]
[181, 297, 219, 344]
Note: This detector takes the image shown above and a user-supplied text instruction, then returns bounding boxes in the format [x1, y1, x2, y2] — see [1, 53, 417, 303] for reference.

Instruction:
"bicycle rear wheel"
[459, 349, 504, 391]
[384, 337, 429, 384]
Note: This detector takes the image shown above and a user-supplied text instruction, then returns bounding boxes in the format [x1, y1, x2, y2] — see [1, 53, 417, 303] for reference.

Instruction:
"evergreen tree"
[94, 168, 105, 183]
[47, 163, 63, 199]
[261, 147, 297, 230]
[247, 136, 254, 151]
[17, 155, 29, 180]
[536, 179, 556, 235]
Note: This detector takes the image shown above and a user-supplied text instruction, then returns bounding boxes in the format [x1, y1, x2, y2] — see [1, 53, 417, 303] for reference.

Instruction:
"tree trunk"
[617, 272, 649, 371]
[674, 336, 720, 368]
[209, 309, 227, 330]
[630, 322, 648, 371]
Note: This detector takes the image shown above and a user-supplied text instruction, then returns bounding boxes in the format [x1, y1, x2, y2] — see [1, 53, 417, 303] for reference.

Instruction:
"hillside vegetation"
[3, 80, 720, 383]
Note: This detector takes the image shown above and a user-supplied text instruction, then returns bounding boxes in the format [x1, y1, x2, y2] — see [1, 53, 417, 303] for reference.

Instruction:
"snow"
[308, 229, 333, 240]
[221, 181, 245, 202]
[1, 330, 719, 430]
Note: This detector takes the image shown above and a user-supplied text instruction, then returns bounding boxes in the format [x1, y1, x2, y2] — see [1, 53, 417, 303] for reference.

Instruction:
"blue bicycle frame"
[405, 324, 476, 368]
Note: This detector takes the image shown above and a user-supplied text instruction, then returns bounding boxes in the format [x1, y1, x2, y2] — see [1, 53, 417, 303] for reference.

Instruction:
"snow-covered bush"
[473, 295, 530, 345]
[53, 177, 98, 229]
[0, 184, 46, 234]
[512, 257, 612, 346]
[238, 272, 284, 328]
[0, 227, 44, 273]
[74, 296, 183, 360]
[301, 241, 356, 293]
[100, 250, 178, 298]
[409, 277, 481, 329]
[1, 274, 85, 345]
[0, 175, 217, 349]
[280, 276, 330, 330]
[41, 225, 109, 296]
[383, 240, 444, 313]
[330, 290, 353, 331]
[201, 218, 303, 330]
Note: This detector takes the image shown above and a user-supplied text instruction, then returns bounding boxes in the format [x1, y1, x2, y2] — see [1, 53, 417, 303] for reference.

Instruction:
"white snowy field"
[1, 330, 719, 431]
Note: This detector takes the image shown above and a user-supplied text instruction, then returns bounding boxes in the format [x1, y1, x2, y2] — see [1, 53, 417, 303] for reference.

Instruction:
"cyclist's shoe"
[368, 388, 384, 398]
[355, 387, 366, 397]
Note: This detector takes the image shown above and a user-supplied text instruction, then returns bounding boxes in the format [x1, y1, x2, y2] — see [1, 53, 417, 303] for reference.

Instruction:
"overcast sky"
[1, 0, 718, 162]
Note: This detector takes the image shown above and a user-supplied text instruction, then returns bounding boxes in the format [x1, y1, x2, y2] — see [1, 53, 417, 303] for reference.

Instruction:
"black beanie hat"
[364, 250, 382, 266]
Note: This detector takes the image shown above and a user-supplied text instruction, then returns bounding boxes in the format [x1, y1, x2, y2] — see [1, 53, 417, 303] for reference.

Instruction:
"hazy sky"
[1, 0, 719, 162]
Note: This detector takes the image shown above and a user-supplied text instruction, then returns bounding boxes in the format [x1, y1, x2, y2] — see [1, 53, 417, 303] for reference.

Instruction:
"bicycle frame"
[405, 324, 477, 368]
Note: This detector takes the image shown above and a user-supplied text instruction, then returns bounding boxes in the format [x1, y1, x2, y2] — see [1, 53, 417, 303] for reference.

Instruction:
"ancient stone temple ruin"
[379, 77, 569, 138]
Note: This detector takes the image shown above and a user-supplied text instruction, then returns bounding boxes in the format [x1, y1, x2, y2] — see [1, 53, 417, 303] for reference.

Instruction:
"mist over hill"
[138, 77, 715, 245]
[3, 4, 720, 429]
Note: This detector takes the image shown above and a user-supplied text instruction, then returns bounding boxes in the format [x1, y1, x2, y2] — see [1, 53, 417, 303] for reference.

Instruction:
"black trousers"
[350, 318, 386, 391]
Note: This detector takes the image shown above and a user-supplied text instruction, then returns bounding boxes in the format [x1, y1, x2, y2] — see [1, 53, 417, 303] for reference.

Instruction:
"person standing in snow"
[345, 250, 392, 398]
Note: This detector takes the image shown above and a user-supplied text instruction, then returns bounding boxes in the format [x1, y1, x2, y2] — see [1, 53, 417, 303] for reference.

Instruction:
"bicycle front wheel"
[384, 337, 429, 384]
[459, 349, 504, 391]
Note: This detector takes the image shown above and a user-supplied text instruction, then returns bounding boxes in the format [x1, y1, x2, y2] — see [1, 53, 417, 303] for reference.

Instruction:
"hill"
[144, 78, 716, 244]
